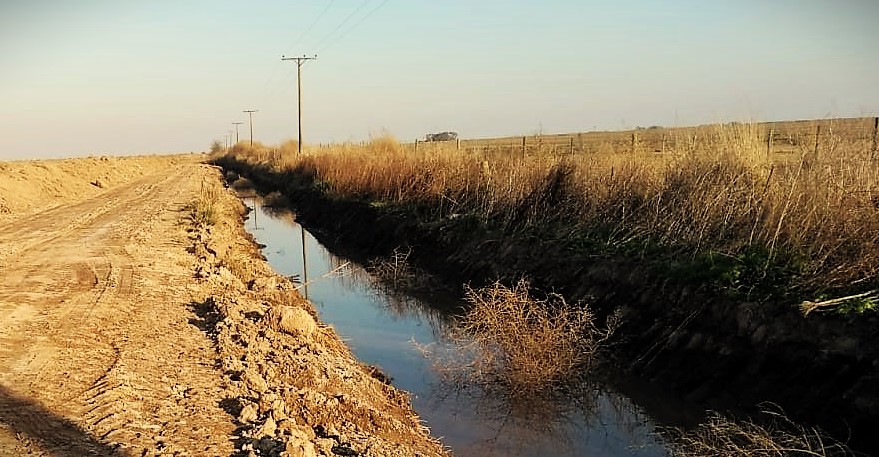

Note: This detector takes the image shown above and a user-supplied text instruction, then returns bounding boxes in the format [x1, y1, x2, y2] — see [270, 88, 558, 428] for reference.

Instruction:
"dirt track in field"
[0, 156, 446, 456]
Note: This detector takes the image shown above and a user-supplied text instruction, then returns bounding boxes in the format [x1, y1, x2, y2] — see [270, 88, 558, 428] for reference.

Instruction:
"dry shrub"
[368, 132, 404, 156]
[278, 139, 299, 156]
[667, 406, 853, 457]
[441, 280, 620, 395]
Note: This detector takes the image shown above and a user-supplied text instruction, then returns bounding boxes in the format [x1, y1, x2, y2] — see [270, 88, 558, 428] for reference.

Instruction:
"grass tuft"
[187, 180, 220, 227]
[666, 405, 853, 457]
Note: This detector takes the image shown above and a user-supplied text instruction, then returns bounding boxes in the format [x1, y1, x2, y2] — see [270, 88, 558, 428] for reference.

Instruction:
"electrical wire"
[317, 0, 390, 54]
[311, 0, 372, 52]
[289, 0, 337, 51]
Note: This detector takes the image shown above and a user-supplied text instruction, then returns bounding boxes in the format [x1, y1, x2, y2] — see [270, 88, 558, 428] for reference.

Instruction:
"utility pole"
[281, 54, 317, 155]
[232, 122, 243, 144]
[243, 110, 258, 147]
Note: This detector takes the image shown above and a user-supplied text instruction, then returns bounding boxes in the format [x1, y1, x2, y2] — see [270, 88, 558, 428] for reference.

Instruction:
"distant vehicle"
[424, 131, 458, 142]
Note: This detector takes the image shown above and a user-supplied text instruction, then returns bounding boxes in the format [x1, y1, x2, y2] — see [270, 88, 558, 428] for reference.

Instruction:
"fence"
[406, 117, 879, 160]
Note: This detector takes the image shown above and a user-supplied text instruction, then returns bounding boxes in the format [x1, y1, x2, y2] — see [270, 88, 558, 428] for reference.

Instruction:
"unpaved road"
[0, 158, 446, 456]
[0, 163, 236, 455]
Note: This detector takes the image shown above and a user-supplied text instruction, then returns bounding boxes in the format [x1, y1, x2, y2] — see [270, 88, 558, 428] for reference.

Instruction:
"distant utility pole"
[281, 54, 317, 155]
[243, 110, 258, 147]
[232, 122, 243, 144]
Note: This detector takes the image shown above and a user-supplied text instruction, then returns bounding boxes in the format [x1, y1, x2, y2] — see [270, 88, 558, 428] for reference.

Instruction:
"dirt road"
[0, 159, 446, 456]
[0, 163, 236, 455]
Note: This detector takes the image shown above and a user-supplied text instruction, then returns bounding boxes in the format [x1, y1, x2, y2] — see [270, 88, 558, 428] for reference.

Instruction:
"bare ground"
[0, 156, 446, 456]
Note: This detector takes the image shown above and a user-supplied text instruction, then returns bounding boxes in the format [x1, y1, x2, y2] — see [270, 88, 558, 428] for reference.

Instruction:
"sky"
[1, 0, 878, 159]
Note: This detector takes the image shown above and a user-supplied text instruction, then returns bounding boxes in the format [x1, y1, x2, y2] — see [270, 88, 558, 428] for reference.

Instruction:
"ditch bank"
[214, 155, 879, 455]
[190, 168, 448, 456]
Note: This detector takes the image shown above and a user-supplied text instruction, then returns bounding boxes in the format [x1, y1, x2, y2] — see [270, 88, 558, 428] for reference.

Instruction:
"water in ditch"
[242, 197, 689, 456]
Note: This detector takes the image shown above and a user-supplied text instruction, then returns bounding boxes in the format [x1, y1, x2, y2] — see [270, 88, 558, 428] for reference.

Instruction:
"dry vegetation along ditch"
[213, 118, 879, 456]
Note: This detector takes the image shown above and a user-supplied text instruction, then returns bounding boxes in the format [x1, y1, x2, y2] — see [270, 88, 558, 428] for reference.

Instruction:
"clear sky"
[1, 0, 877, 159]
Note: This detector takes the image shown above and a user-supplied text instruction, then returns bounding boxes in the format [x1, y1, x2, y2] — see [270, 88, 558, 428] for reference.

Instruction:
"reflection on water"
[242, 197, 672, 456]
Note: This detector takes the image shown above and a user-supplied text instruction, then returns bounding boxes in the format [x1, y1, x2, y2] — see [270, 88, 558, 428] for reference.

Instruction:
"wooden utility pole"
[281, 54, 317, 155]
[243, 110, 258, 147]
[231, 122, 243, 144]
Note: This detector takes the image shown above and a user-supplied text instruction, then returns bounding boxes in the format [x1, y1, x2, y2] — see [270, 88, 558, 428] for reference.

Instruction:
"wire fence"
[406, 117, 879, 161]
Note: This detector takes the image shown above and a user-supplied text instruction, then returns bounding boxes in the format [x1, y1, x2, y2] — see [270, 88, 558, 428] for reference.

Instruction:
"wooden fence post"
[522, 136, 526, 159]
[767, 128, 773, 158]
[414, 139, 418, 154]
[871, 117, 878, 160]
[814, 125, 821, 161]
[570, 137, 575, 156]
[631, 132, 637, 154]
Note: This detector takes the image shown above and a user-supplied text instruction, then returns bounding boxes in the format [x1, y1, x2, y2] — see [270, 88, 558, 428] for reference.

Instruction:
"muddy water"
[242, 198, 682, 456]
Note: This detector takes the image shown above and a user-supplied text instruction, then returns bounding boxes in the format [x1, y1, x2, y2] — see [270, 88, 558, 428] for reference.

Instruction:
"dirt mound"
[0, 154, 201, 222]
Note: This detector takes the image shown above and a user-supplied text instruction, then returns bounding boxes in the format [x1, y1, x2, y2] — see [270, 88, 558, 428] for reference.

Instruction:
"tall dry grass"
[217, 124, 879, 298]
[666, 405, 853, 457]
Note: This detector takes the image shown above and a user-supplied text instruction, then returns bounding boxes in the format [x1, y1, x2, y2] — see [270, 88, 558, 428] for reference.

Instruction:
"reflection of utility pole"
[300, 225, 309, 300]
[232, 122, 243, 144]
[250, 197, 259, 230]
[243, 110, 258, 147]
[281, 54, 317, 155]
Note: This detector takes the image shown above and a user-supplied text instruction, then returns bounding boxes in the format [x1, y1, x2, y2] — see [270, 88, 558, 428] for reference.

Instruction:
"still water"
[242, 197, 675, 456]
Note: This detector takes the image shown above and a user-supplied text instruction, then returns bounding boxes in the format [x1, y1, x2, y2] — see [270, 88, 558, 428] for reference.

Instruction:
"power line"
[290, 0, 337, 50]
[317, 0, 390, 54]
[281, 54, 317, 155]
[311, 0, 372, 51]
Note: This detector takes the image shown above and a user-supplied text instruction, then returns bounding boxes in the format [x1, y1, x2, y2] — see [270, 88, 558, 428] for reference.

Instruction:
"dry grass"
[186, 180, 221, 227]
[667, 406, 853, 457]
[424, 280, 619, 395]
[216, 120, 879, 298]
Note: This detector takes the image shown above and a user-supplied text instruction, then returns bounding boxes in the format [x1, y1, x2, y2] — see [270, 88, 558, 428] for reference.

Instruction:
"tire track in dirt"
[0, 164, 236, 456]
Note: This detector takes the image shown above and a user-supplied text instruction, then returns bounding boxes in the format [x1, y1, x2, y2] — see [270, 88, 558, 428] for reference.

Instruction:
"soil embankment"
[215, 155, 879, 455]
[0, 156, 446, 456]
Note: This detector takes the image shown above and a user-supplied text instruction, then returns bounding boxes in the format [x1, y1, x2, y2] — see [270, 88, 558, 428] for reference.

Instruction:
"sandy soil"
[0, 157, 446, 456]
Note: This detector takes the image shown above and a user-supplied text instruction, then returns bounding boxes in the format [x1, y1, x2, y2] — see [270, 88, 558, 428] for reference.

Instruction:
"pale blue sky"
[1, 1, 877, 159]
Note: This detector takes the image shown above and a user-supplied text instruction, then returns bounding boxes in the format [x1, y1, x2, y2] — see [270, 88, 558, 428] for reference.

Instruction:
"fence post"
[767, 128, 773, 158]
[414, 139, 418, 154]
[522, 136, 526, 159]
[814, 125, 821, 161]
[570, 137, 575, 156]
[871, 117, 878, 160]
[456, 138, 460, 151]
[631, 132, 637, 154]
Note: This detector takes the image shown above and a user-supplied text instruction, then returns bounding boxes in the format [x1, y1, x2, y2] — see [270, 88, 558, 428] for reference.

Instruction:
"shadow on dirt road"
[0, 384, 124, 456]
